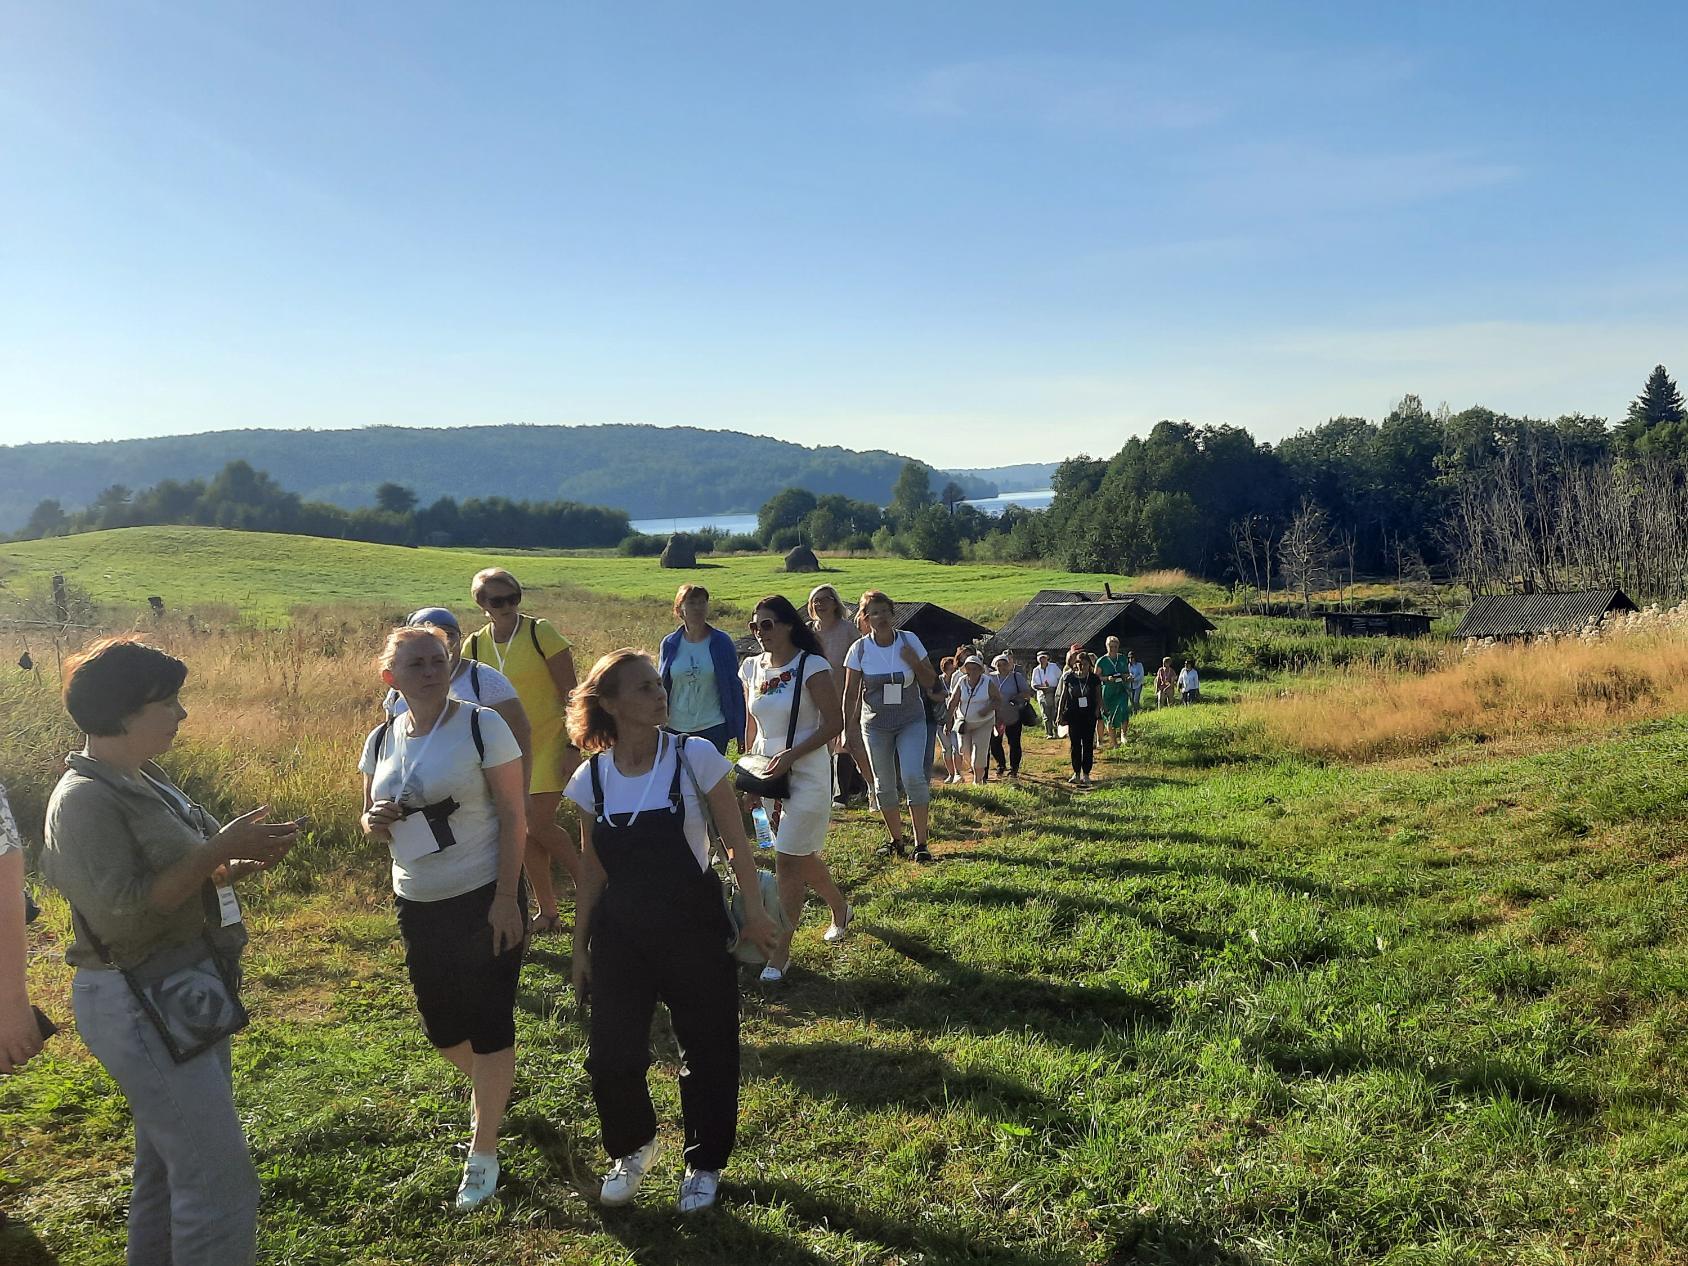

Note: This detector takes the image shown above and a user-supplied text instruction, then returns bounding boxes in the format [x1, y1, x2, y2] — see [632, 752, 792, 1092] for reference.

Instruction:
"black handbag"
[733, 651, 809, 800]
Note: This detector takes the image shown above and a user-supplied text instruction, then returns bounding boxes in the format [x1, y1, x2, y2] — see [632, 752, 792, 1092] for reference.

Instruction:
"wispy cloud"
[897, 55, 1223, 130]
[1198, 142, 1520, 210]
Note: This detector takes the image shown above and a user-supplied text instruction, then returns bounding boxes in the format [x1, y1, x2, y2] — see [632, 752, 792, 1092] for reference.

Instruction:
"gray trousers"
[73, 966, 260, 1266]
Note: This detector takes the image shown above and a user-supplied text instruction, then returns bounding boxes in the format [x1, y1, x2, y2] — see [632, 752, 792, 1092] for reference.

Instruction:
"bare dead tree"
[1279, 498, 1333, 617]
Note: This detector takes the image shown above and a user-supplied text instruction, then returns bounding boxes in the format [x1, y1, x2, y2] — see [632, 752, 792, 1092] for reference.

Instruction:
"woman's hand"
[212, 807, 299, 865]
[488, 892, 526, 956]
[764, 750, 797, 780]
[361, 799, 403, 841]
[570, 947, 591, 1004]
[740, 910, 781, 961]
[0, 998, 44, 1076]
[899, 643, 924, 670]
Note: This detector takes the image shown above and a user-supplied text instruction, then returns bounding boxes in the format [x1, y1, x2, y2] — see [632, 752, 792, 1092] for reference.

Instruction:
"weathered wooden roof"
[1454, 590, 1638, 638]
[1021, 589, 1215, 634]
[994, 600, 1162, 653]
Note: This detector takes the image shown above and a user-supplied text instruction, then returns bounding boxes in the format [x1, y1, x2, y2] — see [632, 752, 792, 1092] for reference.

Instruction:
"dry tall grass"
[1245, 626, 1688, 761]
[0, 596, 680, 870]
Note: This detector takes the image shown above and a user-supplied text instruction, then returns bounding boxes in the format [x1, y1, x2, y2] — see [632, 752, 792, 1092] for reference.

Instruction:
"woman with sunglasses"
[465, 568, 580, 935]
[738, 595, 848, 983]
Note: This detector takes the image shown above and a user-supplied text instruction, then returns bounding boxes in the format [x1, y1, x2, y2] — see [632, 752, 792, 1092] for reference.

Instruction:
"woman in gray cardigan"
[42, 638, 298, 1266]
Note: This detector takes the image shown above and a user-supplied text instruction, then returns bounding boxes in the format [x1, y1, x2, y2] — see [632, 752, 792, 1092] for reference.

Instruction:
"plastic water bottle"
[750, 805, 776, 850]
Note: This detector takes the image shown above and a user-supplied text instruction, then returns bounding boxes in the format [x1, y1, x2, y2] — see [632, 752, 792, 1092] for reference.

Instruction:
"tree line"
[13, 462, 632, 550]
[746, 365, 1688, 603]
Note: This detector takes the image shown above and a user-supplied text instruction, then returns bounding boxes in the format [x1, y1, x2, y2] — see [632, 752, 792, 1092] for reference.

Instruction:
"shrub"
[768, 527, 803, 552]
[719, 533, 763, 553]
[617, 533, 665, 557]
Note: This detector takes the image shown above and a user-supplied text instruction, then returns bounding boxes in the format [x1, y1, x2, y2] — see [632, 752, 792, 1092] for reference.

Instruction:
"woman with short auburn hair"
[464, 568, 580, 936]
[657, 584, 745, 757]
[42, 637, 300, 1264]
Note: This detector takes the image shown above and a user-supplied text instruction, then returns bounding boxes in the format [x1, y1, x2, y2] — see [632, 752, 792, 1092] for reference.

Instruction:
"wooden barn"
[992, 599, 1168, 669]
[734, 600, 990, 664]
[1324, 611, 1434, 638]
[995, 588, 1214, 666]
[1454, 590, 1639, 640]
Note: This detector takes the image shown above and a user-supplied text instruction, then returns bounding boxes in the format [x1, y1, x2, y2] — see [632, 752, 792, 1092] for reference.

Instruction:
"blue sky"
[3, 1, 1685, 464]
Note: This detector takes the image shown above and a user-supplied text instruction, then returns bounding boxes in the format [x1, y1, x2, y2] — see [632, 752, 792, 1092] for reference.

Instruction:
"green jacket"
[42, 754, 244, 971]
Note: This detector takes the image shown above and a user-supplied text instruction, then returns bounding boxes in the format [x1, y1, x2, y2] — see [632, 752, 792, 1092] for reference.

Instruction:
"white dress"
[739, 651, 834, 856]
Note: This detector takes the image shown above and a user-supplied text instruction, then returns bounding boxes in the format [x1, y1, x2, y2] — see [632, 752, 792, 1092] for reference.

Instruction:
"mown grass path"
[7, 696, 1688, 1264]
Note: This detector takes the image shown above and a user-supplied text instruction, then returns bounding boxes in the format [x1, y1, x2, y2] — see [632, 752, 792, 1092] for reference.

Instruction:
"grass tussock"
[1248, 627, 1688, 760]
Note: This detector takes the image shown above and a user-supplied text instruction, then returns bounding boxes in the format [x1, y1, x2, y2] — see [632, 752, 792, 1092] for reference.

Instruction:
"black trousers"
[1067, 723, 1095, 776]
[586, 904, 740, 1171]
[988, 723, 1023, 775]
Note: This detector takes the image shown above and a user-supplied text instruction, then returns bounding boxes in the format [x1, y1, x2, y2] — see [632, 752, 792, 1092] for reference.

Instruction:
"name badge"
[389, 812, 443, 864]
[1078, 696, 1090, 709]
[882, 681, 902, 705]
[215, 883, 243, 928]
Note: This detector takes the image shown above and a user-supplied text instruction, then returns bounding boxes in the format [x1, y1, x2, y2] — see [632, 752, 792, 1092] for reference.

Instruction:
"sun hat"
[407, 606, 461, 633]
[963, 655, 986, 668]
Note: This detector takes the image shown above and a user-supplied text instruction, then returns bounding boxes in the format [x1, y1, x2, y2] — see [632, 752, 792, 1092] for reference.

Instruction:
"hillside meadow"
[3, 541, 1687, 1264]
[0, 526, 1227, 628]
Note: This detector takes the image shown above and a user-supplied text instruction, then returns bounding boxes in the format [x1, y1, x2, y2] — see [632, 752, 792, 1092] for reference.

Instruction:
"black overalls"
[584, 736, 741, 1171]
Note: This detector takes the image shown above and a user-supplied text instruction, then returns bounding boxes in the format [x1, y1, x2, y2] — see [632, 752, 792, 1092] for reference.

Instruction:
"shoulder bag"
[72, 889, 248, 1064]
[733, 651, 809, 800]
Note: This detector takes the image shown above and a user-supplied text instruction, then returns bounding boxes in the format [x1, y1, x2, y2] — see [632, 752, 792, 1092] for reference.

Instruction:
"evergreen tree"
[888, 462, 934, 529]
[375, 482, 418, 515]
[1628, 364, 1686, 429]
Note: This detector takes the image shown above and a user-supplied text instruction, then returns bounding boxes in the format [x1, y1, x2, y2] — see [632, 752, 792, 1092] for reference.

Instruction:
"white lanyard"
[613, 732, 667, 827]
[396, 704, 450, 799]
[486, 619, 517, 674]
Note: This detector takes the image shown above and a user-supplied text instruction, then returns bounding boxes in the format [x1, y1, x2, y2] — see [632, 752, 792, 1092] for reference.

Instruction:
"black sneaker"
[913, 845, 934, 864]
[874, 838, 907, 859]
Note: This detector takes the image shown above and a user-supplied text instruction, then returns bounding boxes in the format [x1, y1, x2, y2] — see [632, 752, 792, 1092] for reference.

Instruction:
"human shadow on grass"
[758, 924, 1168, 1045]
[721, 1178, 1088, 1266]
[747, 1039, 1055, 1118]
[1245, 1032, 1597, 1118]
[953, 847, 1340, 901]
[898, 882, 1230, 952]
[517, 1117, 831, 1266]
[1101, 1212, 1262, 1265]
[0, 1223, 60, 1266]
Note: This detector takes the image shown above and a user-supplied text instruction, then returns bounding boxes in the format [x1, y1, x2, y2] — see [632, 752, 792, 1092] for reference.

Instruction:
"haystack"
[659, 534, 697, 568]
[784, 544, 820, 573]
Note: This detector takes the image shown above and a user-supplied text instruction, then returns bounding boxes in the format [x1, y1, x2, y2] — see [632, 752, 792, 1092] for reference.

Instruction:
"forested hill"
[0, 425, 997, 532]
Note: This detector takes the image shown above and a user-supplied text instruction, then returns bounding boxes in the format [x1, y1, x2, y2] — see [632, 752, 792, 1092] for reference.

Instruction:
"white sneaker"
[455, 1152, 499, 1211]
[678, 1167, 720, 1214]
[599, 1137, 659, 1207]
[823, 905, 853, 944]
[759, 963, 786, 984]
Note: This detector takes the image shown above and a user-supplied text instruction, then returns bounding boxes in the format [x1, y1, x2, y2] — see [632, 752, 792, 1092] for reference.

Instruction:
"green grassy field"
[7, 689, 1688, 1264]
[0, 526, 1227, 627]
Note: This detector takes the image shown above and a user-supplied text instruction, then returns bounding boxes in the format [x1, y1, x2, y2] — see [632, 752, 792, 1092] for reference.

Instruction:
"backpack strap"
[529, 615, 544, 658]
[466, 631, 480, 661]
[470, 706, 485, 763]
[589, 752, 605, 823]
[468, 661, 482, 699]
[375, 716, 395, 761]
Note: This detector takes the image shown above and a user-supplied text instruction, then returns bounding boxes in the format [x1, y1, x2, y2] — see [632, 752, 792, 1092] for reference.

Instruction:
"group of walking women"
[14, 564, 1195, 1260]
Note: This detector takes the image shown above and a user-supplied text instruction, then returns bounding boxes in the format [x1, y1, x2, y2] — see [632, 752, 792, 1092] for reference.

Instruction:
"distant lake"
[629, 488, 1053, 537]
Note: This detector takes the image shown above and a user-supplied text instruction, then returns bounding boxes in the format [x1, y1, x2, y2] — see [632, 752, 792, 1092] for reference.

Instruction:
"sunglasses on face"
[483, 592, 521, 609]
[748, 617, 780, 633]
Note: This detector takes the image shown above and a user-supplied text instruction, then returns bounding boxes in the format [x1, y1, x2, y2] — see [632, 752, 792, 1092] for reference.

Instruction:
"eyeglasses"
[483, 592, 521, 609]
[748, 618, 779, 632]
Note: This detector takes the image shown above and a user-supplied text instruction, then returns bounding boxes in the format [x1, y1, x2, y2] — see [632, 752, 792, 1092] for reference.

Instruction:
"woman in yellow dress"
[464, 568, 580, 933]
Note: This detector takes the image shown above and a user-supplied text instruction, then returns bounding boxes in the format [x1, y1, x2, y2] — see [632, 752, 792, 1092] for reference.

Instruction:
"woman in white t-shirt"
[738, 594, 847, 983]
[387, 607, 532, 786]
[565, 650, 777, 1214]
[842, 589, 937, 862]
[946, 656, 1002, 785]
[359, 625, 528, 1212]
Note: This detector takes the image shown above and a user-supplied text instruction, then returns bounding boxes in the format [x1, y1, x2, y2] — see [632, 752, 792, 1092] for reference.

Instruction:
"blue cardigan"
[657, 625, 747, 745]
